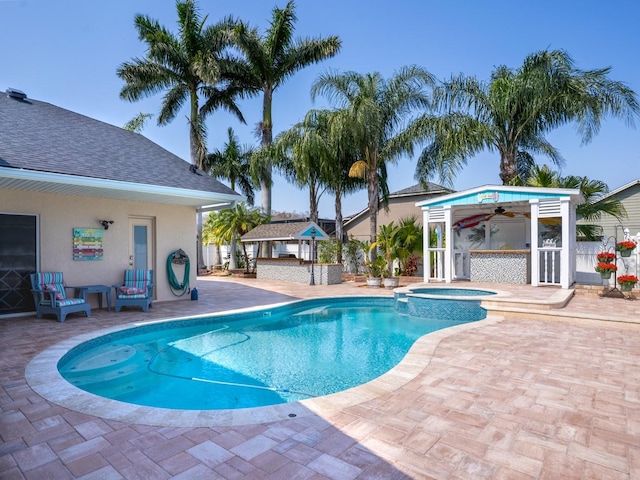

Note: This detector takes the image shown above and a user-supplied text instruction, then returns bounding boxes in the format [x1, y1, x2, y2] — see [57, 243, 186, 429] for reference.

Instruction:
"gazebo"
[241, 221, 342, 285]
[416, 185, 584, 289]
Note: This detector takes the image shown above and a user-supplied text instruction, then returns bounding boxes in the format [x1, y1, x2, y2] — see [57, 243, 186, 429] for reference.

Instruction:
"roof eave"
[0, 167, 243, 207]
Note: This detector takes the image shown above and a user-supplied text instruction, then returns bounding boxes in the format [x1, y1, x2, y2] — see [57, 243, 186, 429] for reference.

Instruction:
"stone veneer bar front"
[469, 249, 531, 284]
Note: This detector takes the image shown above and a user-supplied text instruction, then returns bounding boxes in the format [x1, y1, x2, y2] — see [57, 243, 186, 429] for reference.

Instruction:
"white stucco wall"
[0, 189, 198, 304]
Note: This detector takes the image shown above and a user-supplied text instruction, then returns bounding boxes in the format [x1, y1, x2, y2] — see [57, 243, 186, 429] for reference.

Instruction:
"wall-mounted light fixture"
[98, 220, 114, 230]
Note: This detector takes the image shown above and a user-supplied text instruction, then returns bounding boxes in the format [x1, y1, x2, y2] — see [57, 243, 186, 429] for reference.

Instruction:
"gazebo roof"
[240, 221, 329, 242]
[416, 184, 583, 209]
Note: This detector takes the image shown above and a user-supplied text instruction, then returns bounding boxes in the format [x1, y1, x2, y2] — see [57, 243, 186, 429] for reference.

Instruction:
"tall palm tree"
[311, 66, 435, 247]
[117, 0, 246, 168]
[117, 0, 247, 269]
[414, 49, 639, 186]
[275, 108, 363, 263]
[513, 164, 626, 241]
[206, 127, 256, 205]
[230, 1, 341, 217]
[274, 109, 333, 224]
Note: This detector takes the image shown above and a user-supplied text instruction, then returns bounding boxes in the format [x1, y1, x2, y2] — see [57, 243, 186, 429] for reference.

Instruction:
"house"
[343, 183, 452, 241]
[0, 88, 242, 317]
[585, 178, 640, 242]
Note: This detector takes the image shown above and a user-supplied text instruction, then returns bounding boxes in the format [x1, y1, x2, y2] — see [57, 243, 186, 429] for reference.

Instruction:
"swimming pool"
[58, 296, 485, 410]
[407, 287, 496, 296]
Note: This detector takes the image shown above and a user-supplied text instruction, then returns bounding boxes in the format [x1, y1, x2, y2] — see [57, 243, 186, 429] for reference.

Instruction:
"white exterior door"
[128, 217, 154, 271]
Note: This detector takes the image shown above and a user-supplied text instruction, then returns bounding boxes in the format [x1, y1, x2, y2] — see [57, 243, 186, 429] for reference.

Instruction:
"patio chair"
[30, 272, 91, 323]
[113, 269, 154, 312]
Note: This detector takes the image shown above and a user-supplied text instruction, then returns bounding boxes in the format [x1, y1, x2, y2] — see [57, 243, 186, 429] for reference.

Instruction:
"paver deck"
[1, 276, 639, 479]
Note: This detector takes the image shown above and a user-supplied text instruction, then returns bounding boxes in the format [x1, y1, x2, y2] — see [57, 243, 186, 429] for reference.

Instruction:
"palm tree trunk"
[309, 181, 319, 224]
[334, 190, 344, 265]
[367, 151, 379, 260]
[261, 87, 274, 258]
[189, 89, 207, 270]
[499, 150, 518, 184]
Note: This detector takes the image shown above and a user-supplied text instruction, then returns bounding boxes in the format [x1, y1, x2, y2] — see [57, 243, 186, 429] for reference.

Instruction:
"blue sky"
[2, 0, 639, 218]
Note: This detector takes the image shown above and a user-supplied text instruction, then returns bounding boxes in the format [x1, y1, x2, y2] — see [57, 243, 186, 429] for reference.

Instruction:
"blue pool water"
[59, 297, 485, 410]
[409, 288, 496, 296]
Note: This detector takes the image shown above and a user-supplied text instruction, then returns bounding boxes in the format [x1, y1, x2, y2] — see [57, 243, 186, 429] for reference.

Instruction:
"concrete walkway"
[1, 276, 639, 479]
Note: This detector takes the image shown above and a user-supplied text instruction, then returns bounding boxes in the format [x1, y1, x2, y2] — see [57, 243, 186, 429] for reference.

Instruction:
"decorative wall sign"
[73, 228, 104, 261]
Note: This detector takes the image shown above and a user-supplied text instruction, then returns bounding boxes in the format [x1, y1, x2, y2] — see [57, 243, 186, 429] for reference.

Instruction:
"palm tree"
[117, 0, 246, 167]
[123, 113, 153, 133]
[230, 1, 341, 217]
[395, 216, 423, 275]
[206, 127, 256, 205]
[371, 222, 402, 277]
[311, 66, 435, 248]
[274, 108, 363, 263]
[206, 203, 270, 270]
[414, 49, 639, 186]
[117, 0, 247, 269]
[513, 164, 626, 241]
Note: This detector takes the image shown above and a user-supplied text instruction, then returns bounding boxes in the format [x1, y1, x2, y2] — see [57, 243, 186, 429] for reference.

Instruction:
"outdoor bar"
[417, 185, 583, 289]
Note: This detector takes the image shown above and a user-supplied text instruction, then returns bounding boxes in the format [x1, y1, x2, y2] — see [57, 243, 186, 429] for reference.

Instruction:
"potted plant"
[596, 251, 615, 263]
[364, 256, 386, 288]
[617, 275, 638, 292]
[372, 222, 402, 288]
[594, 262, 617, 279]
[616, 240, 637, 258]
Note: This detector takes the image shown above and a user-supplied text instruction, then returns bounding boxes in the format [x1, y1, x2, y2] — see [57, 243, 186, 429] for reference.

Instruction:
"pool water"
[409, 288, 495, 296]
[59, 297, 483, 410]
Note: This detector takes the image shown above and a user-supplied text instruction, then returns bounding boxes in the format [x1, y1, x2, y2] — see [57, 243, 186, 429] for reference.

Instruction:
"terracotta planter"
[366, 277, 382, 288]
[383, 277, 400, 289]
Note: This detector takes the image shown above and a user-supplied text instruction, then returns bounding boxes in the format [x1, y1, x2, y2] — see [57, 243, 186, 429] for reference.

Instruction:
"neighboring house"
[343, 183, 452, 241]
[585, 178, 640, 242]
[0, 89, 242, 316]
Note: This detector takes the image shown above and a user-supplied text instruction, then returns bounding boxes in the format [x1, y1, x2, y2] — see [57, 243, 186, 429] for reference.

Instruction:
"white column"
[560, 198, 571, 289]
[423, 208, 430, 283]
[444, 206, 452, 283]
[530, 200, 539, 286]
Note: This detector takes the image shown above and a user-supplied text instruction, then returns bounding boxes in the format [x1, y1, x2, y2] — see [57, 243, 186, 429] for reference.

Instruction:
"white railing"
[539, 247, 561, 285]
[429, 248, 446, 280]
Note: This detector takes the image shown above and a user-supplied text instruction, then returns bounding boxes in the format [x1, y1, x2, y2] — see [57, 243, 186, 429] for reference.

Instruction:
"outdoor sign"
[73, 228, 104, 261]
[477, 192, 499, 203]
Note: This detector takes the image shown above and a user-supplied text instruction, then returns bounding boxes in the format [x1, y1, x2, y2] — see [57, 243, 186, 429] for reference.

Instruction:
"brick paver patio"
[1, 276, 639, 479]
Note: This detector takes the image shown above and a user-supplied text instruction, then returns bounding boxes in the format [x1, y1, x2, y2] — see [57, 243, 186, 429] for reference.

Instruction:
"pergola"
[416, 185, 584, 288]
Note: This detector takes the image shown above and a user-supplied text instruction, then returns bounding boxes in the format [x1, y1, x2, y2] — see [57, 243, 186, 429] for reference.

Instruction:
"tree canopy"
[413, 49, 639, 187]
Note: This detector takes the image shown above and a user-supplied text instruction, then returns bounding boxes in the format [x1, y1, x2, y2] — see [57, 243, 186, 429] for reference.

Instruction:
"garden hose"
[167, 249, 190, 296]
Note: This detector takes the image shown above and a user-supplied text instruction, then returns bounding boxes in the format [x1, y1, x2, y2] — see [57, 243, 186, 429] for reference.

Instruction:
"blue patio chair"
[30, 272, 91, 323]
[113, 269, 154, 312]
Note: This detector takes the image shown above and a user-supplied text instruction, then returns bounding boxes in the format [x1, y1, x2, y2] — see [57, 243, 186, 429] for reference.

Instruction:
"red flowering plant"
[616, 240, 637, 252]
[594, 262, 617, 274]
[617, 275, 638, 287]
[596, 252, 615, 263]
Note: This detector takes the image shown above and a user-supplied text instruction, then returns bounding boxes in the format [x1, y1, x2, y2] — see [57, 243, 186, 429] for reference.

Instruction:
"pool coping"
[25, 296, 500, 427]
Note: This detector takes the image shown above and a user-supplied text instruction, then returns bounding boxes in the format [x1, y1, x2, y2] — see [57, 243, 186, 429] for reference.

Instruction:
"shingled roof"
[0, 90, 241, 208]
[241, 222, 330, 242]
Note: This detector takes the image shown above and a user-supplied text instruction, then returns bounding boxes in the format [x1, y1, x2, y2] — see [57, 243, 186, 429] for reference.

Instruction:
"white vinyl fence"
[576, 241, 638, 288]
